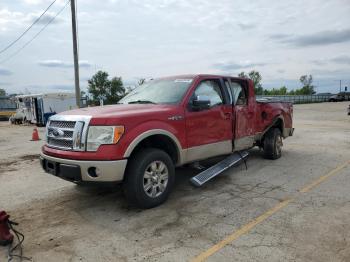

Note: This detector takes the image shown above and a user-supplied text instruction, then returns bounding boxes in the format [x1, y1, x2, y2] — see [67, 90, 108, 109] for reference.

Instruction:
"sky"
[0, 0, 350, 94]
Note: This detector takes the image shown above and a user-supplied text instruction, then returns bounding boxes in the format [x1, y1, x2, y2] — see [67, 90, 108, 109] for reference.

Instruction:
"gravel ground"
[0, 101, 349, 262]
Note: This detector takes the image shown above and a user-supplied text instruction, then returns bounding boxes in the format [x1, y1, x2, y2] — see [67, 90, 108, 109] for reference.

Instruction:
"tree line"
[238, 71, 315, 96]
[85, 70, 316, 105]
[0, 70, 316, 103]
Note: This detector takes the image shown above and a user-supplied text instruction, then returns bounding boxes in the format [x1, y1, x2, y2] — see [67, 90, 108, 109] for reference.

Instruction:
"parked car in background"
[317, 92, 332, 96]
[329, 92, 350, 102]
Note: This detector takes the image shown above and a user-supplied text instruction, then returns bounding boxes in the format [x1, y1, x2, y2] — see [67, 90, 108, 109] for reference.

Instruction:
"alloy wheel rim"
[276, 135, 283, 154]
[143, 160, 169, 198]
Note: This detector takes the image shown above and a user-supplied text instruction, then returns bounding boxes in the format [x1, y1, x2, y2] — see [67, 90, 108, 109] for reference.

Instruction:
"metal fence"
[256, 94, 332, 104]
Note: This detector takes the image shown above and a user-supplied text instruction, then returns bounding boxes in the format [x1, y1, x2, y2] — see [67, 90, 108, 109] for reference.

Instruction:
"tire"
[123, 148, 175, 209]
[263, 128, 283, 160]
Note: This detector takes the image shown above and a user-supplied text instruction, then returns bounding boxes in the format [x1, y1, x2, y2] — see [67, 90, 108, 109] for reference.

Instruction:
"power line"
[0, 0, 57, 55]
[0, 0, 70, 65]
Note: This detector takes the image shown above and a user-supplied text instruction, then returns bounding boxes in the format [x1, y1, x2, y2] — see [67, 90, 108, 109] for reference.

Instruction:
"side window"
[194, 80, 223, 107]
[229, 80, 247, 105]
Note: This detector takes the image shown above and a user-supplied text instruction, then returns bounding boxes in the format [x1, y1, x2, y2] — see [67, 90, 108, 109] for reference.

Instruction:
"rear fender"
[261, 116, 285, 139]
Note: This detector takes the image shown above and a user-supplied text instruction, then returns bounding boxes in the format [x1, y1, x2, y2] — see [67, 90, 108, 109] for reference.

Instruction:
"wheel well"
[129, 134, 179, 165]
[259, 118, 284, 147]
[272, 118, 284, 134]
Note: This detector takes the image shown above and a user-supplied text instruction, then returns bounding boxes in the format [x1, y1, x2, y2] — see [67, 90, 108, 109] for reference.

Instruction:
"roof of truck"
[159, 74, 248, 81]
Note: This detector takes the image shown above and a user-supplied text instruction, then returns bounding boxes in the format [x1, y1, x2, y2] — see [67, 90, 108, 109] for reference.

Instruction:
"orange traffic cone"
[31, 128, 40, 141]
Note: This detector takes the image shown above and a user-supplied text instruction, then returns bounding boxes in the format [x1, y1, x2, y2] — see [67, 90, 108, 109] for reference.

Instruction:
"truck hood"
[59, 104, 178, 119]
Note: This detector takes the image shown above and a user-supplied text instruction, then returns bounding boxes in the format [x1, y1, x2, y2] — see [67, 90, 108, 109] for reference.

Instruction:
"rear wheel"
[123, 148, 175, 208]
[263, 128, 283, 160]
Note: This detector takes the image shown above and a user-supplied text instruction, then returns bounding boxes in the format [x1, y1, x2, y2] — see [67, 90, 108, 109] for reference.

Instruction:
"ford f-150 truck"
[40, 74, 294, 208]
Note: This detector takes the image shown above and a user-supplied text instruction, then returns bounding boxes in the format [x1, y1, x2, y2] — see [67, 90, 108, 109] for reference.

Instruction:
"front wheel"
[123, 148, 175, 208]
[263, 128, 283, 160]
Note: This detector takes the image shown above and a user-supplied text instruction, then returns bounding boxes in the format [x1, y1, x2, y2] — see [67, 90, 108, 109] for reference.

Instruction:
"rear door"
[227, 79, 255, 150]
[185, 78, 233, 162]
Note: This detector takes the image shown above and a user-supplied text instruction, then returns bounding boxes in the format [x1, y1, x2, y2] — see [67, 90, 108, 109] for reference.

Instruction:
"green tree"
[263, 86, 288, 95]
[87, 71, 125, 105]
[0, 88, 6, 96]
[238, 72, 246, 78]
[106, 77, 125, 104]
[238, 70, 263, 95]
[299, 75, 315, 95]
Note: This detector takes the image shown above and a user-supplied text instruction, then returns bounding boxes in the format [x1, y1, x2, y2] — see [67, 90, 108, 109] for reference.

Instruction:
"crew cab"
[40, 74, 294, 208]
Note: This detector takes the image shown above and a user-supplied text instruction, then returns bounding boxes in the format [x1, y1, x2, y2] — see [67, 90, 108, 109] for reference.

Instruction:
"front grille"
[47, 137, 73, 149]
[47, 120, 77, 150]
[49, 121, 76, 129]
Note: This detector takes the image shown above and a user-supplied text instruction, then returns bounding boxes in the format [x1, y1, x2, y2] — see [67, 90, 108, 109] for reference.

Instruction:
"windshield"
[119, 78, 193, 104]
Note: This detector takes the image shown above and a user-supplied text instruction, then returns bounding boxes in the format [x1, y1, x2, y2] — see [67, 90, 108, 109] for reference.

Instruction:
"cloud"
[269, 33, 290, 40]
[237, 22, 256, 30]
[0, 7, 65, 32]
[212, 61, 266, 71]
[23, 0, 43, 4]
[312, 55, 350, 66]
[0, 82, 12, 86]
[272, 29, 350, 47]
[29, 12, 64, 25]
[23, 0, 67, 5]
[0, 68, 12, 76]
[311, 68, 349, 79]
[311, 59, 328, 66]
[0, 9, 24, 31]
[37, 60, 93, 69]
[330, 56, 350, 65]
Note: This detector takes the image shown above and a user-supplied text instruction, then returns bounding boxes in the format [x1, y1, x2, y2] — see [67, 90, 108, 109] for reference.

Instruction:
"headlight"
[87, 126, 125, 151]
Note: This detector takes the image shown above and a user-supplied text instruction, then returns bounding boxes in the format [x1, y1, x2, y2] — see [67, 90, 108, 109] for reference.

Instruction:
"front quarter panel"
[116, 119, 186, 161]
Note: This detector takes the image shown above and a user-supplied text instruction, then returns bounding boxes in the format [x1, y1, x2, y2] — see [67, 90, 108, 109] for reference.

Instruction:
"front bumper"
[40, 153, 127, 183]
[283, 127, 294, 138]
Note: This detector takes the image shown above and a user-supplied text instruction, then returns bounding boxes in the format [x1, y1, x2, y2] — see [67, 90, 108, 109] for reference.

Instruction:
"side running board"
[190, 151, 249, 187]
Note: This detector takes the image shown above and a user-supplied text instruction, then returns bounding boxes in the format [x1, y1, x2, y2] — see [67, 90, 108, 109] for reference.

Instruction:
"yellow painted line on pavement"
[191, 160, 350, 262]
[300, 160, 350, 193]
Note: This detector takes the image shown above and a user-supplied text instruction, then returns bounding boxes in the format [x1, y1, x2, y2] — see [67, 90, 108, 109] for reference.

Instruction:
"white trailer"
[14, 93, 77, 126]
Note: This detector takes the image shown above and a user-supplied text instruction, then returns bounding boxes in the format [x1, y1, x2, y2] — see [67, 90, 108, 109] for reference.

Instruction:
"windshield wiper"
[128, 100, 157, 104]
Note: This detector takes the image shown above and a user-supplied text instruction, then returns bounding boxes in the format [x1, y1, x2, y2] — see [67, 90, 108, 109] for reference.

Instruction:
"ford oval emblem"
[52, 128, 64, 138]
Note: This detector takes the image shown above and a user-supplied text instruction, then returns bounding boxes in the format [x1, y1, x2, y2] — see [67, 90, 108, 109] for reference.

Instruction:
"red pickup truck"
[40, 74, 293, 208]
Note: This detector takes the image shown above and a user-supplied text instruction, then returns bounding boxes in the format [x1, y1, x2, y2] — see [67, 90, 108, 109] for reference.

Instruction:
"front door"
[185, 79, 233, 162]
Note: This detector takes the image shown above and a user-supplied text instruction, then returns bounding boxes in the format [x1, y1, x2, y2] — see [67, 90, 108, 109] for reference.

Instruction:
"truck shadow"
[70, 148, 267, 213]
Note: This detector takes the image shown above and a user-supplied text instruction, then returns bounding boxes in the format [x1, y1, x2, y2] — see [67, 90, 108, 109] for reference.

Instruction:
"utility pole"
[339, 79, 342, 92]
[70, 0, 80, 108]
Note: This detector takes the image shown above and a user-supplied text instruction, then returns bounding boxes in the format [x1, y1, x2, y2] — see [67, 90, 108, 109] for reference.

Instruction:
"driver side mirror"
[192, 95, 211, 111]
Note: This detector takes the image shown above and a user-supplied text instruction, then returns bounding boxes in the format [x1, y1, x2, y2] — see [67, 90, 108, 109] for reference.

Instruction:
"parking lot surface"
[0, 101, 349, 262]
